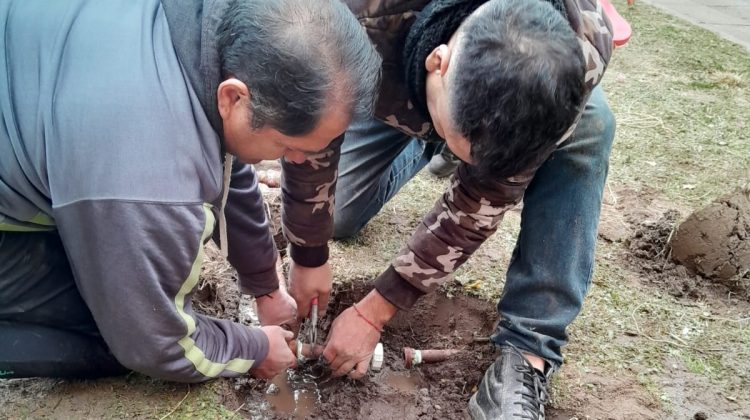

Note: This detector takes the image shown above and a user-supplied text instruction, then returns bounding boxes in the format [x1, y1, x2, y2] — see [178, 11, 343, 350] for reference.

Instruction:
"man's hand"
[250, 326, 296, 379]
[288, 261, 332, 320]
[255, 287, 297, 329]
[322, 289, 398, 379]
[255, 257, 297, 329]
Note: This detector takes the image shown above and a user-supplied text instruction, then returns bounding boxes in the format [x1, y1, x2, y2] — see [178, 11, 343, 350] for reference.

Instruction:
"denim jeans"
[333, 86, 616, 366]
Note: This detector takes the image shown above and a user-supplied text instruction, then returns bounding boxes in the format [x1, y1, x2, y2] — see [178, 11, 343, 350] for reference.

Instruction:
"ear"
[217, 78, 250, 121]
[425, 44, 453, 75]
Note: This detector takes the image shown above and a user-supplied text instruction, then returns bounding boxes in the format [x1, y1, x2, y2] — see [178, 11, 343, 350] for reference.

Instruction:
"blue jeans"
[333, 86, 616, 366]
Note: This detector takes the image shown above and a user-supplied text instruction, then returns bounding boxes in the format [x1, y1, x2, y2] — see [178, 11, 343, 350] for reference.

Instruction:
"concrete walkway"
[640, 0, 750, 52]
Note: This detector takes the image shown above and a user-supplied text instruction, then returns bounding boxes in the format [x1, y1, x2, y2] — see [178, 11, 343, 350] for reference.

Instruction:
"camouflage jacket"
[281, 0, 613, 309]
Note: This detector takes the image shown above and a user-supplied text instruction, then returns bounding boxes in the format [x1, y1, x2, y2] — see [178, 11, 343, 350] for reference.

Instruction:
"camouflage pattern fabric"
[280, 135, 343, 267]
[279, 0, 613, 296]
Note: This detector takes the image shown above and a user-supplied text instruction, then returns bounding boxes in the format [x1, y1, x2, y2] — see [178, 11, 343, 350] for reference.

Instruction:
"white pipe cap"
[371, 342, 384, 371]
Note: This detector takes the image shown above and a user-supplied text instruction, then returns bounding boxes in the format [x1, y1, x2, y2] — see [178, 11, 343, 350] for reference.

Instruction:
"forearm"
[281, 134, 344, 267]
[357, 288, 399, 327]
[379, 164, 535, 309]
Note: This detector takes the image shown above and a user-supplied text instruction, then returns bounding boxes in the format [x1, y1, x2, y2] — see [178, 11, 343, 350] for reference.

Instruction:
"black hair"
[217, 0, 381, 136]
[449, 0, 586, 179]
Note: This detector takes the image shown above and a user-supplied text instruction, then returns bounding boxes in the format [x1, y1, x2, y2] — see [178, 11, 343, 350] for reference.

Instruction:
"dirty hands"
[251, 326, 296, 379]
[322, 289, 398, 379]
[288, 260, 332, 323]
[255, 257, 298, 330]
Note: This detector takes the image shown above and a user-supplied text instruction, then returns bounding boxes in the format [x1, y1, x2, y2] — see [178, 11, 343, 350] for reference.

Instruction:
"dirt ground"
[5, 182, 745, 420]
[226, 183, 750, 420]
[230, 281, 498, 420]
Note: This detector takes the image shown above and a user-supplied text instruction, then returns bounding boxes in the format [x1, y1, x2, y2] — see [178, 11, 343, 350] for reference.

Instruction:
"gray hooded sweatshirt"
[0, 0, 278, 382]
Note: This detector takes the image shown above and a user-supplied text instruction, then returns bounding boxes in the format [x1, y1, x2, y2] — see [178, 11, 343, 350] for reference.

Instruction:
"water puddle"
[264, 367, 322, 418]
[263, 368, 425, 417]
[384, 370, 423, 393]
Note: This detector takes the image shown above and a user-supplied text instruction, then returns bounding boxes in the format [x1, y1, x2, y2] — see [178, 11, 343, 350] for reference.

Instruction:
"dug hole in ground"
[232, 277, 499, 419]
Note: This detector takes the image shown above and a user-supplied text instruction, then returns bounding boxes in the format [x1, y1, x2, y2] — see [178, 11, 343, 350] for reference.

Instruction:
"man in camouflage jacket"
[279, 0, 614, 417]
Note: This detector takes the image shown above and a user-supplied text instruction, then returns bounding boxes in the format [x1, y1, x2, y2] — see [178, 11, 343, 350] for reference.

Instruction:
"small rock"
[694, 412, 708, 420]
[419, 388, 429, 396]
[266, 383, 279, 395]
[435, 405, 441, 410]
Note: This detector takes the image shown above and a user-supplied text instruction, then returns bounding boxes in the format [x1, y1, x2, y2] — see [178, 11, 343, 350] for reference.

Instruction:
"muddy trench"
[224, 280, 498, 419]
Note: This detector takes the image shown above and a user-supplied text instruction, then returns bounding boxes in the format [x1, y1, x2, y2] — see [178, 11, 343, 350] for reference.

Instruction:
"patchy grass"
[565, 243, 750, 403]
[0, 375, 240, 420]
[605, 1, 750, 208]
[581, 1, 750, 409]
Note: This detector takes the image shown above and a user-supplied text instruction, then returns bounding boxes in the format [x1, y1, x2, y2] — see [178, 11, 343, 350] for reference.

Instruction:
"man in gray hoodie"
[0, 0, 380, 382]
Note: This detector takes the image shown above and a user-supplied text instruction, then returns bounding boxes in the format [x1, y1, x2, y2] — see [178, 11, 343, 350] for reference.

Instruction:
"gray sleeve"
[54, 199, 268, 383]
[215, 159, 279, 296]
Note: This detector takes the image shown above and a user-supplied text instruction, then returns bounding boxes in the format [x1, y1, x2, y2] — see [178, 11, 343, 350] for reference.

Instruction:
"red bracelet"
[352, 304, 384, 333]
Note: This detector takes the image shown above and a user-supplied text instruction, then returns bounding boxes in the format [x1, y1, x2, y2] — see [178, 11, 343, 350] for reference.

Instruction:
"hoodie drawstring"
[219, 152, 232, 258]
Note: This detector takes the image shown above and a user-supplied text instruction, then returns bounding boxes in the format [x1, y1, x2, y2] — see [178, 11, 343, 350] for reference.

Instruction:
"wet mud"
[232, 279, 499, 419]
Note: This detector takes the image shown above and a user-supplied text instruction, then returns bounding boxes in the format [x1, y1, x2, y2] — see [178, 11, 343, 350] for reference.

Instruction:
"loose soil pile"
[626, 209, 708, 299]
[670, 188, 750, 285]
[625, 189, 750, 300]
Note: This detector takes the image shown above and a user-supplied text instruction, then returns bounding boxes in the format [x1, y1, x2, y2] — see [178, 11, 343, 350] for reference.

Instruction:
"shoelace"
[508, 345, 549, 419]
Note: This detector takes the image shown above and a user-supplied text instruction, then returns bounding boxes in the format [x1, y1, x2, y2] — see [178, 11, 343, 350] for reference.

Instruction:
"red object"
[352, 304, 384, 333]
[404, 347, 461, 368]
[404, 347, 416, 368]
[600, 0, 632, 47]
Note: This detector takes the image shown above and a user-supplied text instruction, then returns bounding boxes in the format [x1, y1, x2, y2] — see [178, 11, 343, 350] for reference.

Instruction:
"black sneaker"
[468, 346, 550, 420]
[427, 147, 461, 178]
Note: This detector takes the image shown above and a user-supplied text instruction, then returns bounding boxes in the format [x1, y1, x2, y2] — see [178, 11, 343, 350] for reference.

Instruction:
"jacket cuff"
[374, 265, 425, 310]
[289, 244, 329, 268]
[249, 327, 270, 367]
[238, 266, 279, 296]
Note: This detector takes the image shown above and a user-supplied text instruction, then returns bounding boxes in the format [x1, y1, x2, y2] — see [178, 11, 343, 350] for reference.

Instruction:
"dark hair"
[217, 0, 381, 136]
[449, 0, 586, 179]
